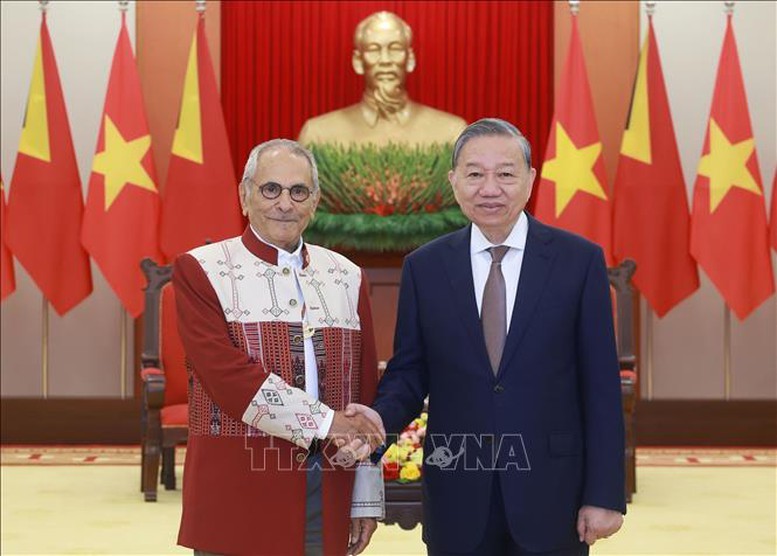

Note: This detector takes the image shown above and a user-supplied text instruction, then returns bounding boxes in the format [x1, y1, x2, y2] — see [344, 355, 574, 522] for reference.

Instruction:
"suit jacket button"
[289, 299, 298, 307]
[494, 385, 504, 393]
[296, 452, 306, 463]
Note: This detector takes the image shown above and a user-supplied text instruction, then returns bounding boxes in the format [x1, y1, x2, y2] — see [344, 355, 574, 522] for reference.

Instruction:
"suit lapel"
[497, 216, 557, 378]
[442, 226, 492, 374]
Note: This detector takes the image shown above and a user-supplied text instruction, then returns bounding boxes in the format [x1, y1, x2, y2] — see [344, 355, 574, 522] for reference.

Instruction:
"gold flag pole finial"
[568, 0, 580, 16]
[196, 0, 206, 14]
[118, 0, 129, 12]
[724, 1, 735, 15]
[39, 0, 49, 12]
[645, 1, 657, 17]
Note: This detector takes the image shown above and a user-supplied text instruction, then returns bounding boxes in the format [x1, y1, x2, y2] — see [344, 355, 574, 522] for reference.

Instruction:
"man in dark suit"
[348, 118, 625, 555]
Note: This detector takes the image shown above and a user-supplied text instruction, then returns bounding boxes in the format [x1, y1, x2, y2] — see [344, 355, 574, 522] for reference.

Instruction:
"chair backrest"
[141, 258, 188, 406]
[607, 259, 637, 371]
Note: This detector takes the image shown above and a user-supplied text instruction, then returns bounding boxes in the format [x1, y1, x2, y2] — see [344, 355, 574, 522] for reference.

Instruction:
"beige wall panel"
[47, 269, 130, 397]
[136, 1, 221, 190]
[1, 1, 136, 398]
[554, 1, 640, 186]
[642, 1, 776, 400]
[0, 268, 43, 396]
[648, 275, 725, 399]
[730, 299, 777, 399]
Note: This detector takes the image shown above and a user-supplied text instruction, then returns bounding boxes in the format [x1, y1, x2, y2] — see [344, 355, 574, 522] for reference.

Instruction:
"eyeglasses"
[247, 180, 314, 203]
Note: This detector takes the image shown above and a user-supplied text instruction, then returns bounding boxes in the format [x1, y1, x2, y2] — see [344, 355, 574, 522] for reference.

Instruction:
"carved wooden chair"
[608, 259, 638, 503]
[140, 258, 188, 502]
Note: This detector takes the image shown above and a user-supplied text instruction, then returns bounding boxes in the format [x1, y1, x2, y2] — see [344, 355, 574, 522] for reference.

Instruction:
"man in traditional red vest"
[173, 139, 385, 555]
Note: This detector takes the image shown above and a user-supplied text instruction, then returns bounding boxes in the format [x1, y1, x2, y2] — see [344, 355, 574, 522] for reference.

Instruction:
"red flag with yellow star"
[159, 16, 243, 260]
[613, 18, 699, 317]
[82, 13, 163, 318]
[6, 14, 92, 315]
[535, 16, 612, 263]
[1, 177, 15, 302]
[690, 16, 774, 320]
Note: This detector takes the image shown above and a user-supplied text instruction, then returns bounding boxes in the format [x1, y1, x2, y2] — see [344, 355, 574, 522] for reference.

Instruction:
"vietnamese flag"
[6, 14, 92, 315]
[160, 15, 243, 260]
[612, 17, 699, 317]
[1, 177, 15, 302]
[690, 15, 774, 320]
[82, 12, 163, 318]
[535, 15, 612, 264]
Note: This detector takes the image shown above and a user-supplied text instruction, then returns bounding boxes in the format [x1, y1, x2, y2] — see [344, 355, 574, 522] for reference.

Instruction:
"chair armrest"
[141, 367, 166, 410]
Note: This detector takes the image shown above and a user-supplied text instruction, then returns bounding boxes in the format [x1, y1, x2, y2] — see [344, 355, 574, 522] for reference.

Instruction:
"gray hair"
[241, 138, 320, 192]
[451, 118, 532, 171]
[354, 11, 412, 48]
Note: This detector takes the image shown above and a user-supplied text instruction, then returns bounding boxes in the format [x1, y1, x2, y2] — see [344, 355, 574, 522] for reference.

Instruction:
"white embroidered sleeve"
[241, 373, 331, 449]
[350, 462, 385, 519]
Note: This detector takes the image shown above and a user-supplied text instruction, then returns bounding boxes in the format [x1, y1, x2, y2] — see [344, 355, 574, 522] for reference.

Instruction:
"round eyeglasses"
[250, 180, 313, 203]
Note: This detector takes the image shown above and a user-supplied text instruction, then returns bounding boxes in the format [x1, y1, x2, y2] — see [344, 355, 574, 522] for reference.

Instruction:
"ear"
[448, 169, 462, 204]
[238, 181, 249, 216]
[352, 50, 365, 75]
[406, 48, 416, 74]
[525, 167, 537, 202]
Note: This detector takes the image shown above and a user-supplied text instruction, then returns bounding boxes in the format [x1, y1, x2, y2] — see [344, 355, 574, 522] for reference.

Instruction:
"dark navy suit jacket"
[372, 215, 626, 553]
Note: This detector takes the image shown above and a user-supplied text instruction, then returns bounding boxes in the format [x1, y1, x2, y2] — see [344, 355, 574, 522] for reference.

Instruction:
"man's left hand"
[348, 517, 377, 555]
[576, 505, 623, 545]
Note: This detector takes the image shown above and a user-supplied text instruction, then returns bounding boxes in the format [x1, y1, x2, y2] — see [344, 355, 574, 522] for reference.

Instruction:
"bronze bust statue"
[298, 11, 466, 147]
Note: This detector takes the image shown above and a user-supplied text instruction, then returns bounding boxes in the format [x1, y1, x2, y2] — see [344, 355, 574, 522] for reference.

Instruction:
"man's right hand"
[327, 409, 385, 462]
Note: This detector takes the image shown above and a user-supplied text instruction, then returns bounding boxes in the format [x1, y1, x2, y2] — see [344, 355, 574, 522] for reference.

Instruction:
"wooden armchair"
[140, 258, 188, 502]
[608, 259, 638, 503]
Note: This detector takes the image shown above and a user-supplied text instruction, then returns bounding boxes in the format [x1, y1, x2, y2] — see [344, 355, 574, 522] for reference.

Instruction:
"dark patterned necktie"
[482, 245, 509, 375]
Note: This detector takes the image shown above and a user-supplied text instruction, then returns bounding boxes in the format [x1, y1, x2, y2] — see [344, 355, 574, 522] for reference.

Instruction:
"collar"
[359, 93, 412, 128]
[470, 212, 528, 256]
[240, 225, 310, 268]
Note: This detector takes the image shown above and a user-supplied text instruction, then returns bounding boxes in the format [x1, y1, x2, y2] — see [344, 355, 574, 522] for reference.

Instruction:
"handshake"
[326, 403, 385, 464]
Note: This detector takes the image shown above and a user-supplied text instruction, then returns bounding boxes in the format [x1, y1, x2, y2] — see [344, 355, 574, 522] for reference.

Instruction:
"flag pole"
[196, 0, 206, 14]
[38, 0, 50, 400]
[645, 301, 654, 400]
[121, 307, 128, 399]
[41, 298, 49, 398]
[721, 0, 735, 402]
[643, 0, 656, 402]
[568, 0, 580, 16]
[116, 0, 129, 401]
[723, 305, 731, 399]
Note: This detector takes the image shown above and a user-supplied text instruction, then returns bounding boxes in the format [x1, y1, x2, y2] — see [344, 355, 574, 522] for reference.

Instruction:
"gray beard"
[365, 82, 408, 118]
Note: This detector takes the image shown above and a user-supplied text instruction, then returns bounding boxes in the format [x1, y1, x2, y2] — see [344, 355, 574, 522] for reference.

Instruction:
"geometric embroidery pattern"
[262, 390, 283, 405]
[186, 238, 366, 441]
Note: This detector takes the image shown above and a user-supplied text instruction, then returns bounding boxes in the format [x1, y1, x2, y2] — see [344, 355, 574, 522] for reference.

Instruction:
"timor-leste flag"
[690, 16, 774, 320]
[535, 16, 612, 264]
[82, 13, 163, 318]
[160, 16, 243, 260]
[1, 177, 15, 302]
[6, 14, 92, 315]
[612, 17, 699, 317]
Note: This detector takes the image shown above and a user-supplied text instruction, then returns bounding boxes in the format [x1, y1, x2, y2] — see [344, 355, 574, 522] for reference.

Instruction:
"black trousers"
[427, 474, 590, 556]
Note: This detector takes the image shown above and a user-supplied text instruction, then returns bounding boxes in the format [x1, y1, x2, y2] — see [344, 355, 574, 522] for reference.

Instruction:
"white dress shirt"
[250, 227, 334, 438]
[470, 211, 529, 333]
